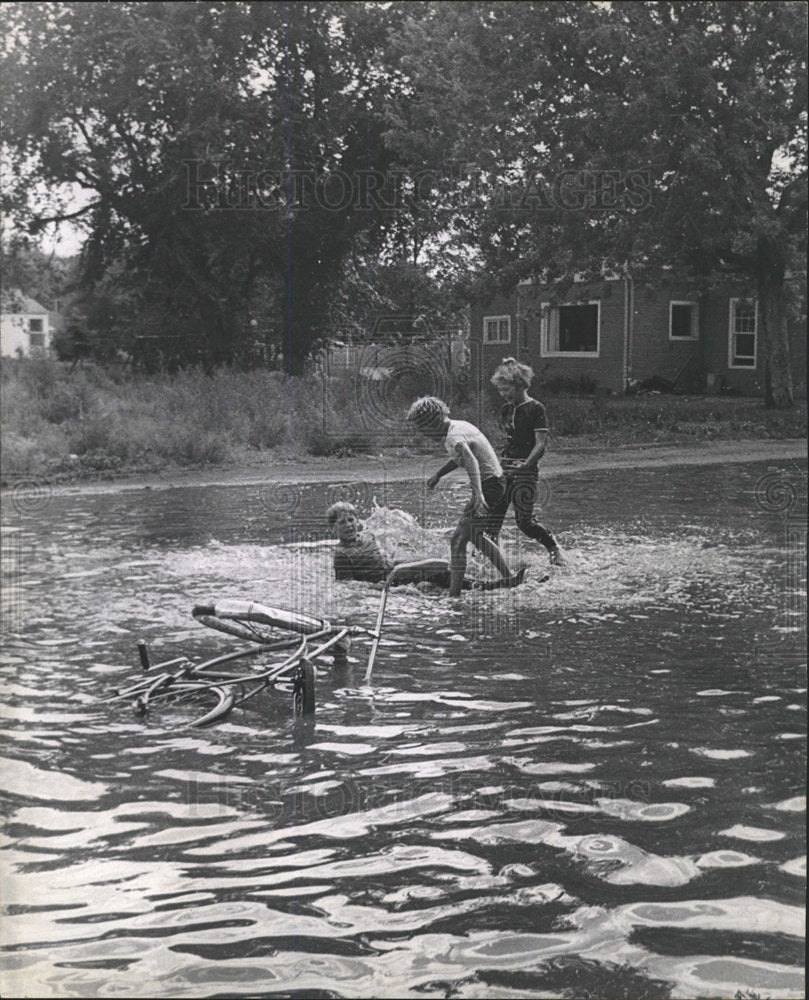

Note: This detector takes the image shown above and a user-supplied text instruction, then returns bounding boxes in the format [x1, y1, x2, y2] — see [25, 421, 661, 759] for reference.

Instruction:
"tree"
[3, 4, 250, 366]
[0, 2, 409, 372]
[592, 1, 807, 408]
[0, 235, 75, 311]
[388, 1, 807, 406]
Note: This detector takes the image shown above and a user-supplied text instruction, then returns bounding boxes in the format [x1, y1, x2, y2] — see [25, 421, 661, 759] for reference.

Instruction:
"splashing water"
[151, 502, 786, 632]
[364, 500, 450, 564]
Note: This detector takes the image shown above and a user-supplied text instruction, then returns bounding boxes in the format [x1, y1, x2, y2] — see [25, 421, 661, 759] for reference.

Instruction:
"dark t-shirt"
[500, 398, 548, 460]
[334, 532, 472, 589]
[333, 531, 393, 583]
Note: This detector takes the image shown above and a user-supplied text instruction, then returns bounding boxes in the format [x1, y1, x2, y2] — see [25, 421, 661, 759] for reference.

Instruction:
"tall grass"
[1, 357, 805, 482]
[1, 359, 290, 476]
[546, 393, 808, 447]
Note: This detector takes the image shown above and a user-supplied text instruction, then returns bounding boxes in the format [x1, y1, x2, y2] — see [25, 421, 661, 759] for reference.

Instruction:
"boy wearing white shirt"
[406, 396, 526, 597]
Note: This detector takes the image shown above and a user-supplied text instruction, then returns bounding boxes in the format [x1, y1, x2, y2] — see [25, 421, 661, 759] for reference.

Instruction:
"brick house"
[471, 275, 807, 397]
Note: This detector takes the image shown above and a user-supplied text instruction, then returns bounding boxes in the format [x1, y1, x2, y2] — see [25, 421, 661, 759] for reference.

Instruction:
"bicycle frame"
[102, 556, 455, 728]
[104, 589, 390, 728]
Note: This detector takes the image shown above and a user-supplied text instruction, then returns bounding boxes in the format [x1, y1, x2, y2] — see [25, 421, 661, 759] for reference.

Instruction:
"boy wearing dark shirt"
[330, 503, 393, 583]
[328, 501, 460, 588]
[490, 358, 566, 565]
[327, 502, 532, 591]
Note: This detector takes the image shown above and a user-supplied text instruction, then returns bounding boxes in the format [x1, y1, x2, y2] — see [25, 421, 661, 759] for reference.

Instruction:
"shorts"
[462, 475, 508, 539]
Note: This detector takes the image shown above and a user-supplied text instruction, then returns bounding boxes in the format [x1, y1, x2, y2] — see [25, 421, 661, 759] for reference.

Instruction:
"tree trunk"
[281, 267, 322, 376]
[282, 344, 307, 377]
[756, 241, 794, 410]
[281, 313, 307, 376]
[198, 297, 233, 371]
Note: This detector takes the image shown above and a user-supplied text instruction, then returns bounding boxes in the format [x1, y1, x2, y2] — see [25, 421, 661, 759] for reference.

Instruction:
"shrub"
[67, 415, 118, 456]
[0, 428, 67, 477]
[160, 425, 228, 466]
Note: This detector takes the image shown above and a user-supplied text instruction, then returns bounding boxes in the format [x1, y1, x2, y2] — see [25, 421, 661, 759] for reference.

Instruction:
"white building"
[0, 290, 52, 357]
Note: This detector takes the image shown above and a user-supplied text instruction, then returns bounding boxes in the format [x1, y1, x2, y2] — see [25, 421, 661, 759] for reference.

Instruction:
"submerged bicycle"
[103, 559, 414, 729]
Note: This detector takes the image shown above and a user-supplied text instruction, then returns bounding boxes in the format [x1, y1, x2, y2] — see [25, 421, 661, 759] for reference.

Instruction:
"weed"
[1, 358, 805, 483]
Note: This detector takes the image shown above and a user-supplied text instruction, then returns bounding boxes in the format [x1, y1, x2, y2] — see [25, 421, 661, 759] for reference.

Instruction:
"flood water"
[1, 457, 806, 999]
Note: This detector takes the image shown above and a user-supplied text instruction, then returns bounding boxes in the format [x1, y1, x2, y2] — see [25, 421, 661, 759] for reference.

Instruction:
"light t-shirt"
[443, 420, 503, 480]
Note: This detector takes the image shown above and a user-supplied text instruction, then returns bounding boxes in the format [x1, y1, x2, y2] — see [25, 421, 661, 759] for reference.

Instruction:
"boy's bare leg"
[474, 531, 513, 579]
[449, 522, 470, 597]
[388, 558, 452, 586]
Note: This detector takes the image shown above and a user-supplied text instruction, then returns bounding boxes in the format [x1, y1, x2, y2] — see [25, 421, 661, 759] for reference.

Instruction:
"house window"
[29, 318, 44, 333]
[483, 315, 511, 344]
[541, 301, 600, 356]
[669, 301, 699, 340]
[29, 332, 45, 349]
[728, 298, 757, 368]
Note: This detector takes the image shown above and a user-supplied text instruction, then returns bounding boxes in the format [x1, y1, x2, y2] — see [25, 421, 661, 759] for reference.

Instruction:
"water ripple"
[1, 460, 805, 998]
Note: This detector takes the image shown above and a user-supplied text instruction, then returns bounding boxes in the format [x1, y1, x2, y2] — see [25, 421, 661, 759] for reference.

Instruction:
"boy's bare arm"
[518, 429, 548, 470]
[454, 441, 487, 513]
[427, 458, 459, 490]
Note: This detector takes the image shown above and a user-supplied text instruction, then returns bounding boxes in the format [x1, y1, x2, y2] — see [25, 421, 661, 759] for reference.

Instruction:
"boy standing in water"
[406, 396, 526, 597]
[490, 357, 566, 565]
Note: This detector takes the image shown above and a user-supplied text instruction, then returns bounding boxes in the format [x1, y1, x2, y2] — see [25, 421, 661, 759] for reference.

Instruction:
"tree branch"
[31, 201, 102, 228]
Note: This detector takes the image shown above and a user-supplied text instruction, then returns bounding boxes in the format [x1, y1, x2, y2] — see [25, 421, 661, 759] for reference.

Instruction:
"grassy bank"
[1, 358, 805, 484]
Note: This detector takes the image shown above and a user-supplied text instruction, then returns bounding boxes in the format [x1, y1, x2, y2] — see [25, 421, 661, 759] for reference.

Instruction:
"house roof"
[370, 314, 431, 337]
[0, 288, 49, 315]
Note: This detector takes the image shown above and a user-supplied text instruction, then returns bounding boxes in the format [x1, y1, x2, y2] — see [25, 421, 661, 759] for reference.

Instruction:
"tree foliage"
[388, 0, 807, 405]
[0, 236, 75, 310]
[1, 1, 410, 372]
[2, 2, 805, 401]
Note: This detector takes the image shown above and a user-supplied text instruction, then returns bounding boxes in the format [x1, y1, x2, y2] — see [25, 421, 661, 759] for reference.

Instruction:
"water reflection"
[1, 459, 805, 998]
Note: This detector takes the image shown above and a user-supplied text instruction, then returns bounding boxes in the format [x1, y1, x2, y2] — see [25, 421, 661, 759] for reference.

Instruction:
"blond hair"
[326, 501, 357, 526]
[406, 396, 450, 426]
[491, 356, 534, 391]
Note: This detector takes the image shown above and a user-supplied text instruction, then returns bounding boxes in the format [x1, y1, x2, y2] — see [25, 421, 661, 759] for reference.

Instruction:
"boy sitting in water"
[326, 502, 527, 591]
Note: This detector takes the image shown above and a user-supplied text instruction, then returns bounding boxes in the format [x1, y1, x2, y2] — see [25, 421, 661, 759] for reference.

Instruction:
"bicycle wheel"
[292, 658, 316, 716]
[133, 680, 236, 728]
